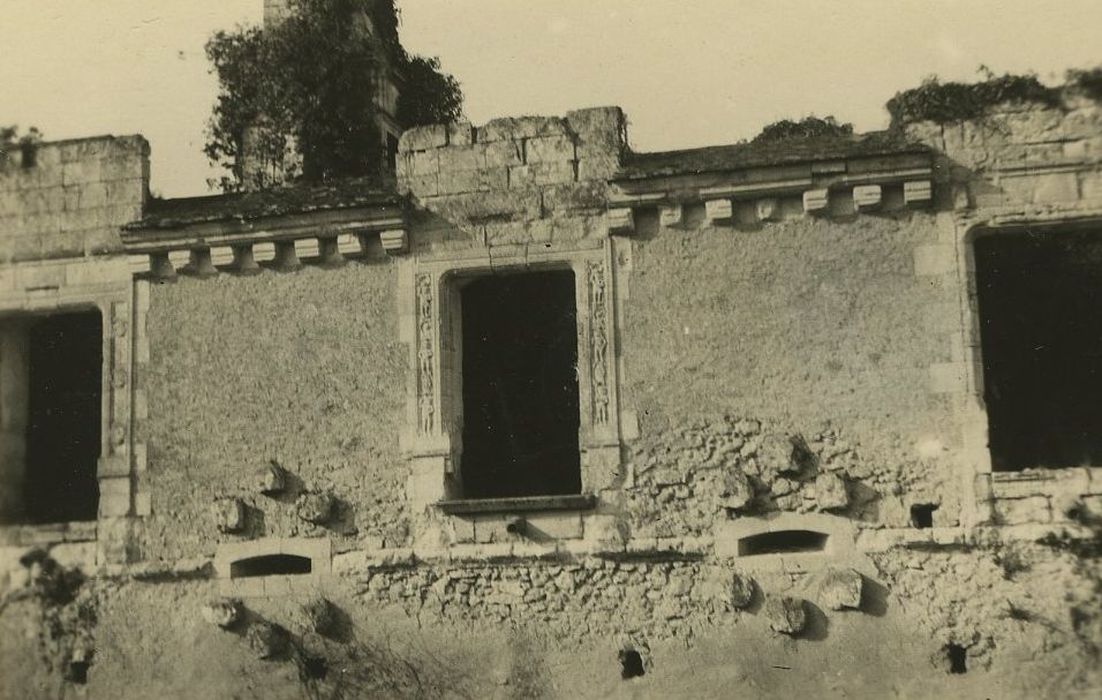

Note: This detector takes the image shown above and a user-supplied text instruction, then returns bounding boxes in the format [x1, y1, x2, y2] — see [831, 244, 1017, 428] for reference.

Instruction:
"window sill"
[436, 493, 597, 515]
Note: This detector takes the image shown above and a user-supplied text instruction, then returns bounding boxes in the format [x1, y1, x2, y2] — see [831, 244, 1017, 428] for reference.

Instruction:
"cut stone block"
[904, 180, 933, 207]
[379, 229, 408, 255]
[853, 184, 882, 211]
[765, 596, 807, 635]
[819, 568, 863, 610]
[704, 198, 733, 224]
[814, 473, 849, 512]
[802, 189, 829, 214]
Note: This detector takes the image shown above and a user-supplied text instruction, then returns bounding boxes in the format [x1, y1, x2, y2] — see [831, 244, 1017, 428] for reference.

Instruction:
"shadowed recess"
[230, 554, 312, 578]
[737, 530, 828, 556]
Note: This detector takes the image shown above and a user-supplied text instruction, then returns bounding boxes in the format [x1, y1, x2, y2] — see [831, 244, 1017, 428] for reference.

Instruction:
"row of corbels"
[608, 180, 933, 234]
[129, 229, 409, 280]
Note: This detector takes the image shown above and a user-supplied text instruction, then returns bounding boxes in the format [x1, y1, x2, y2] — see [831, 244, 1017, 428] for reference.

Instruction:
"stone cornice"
[121, 203, 410, 278]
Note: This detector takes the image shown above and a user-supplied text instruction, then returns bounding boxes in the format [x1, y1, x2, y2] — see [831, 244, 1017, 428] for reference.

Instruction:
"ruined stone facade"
[2, 88, 1102, 697]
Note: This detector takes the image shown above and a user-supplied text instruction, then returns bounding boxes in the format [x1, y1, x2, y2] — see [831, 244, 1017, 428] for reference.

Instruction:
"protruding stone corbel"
[272, 240, 302, 271]
[704, 199, 733, 224]
[316, 237, 344, 267]
[802, 188, 829, 215]
[608, 207, 635, 236]
[231, 244, 261, 275]
[659, 204, 682, 228]
[853, 184, 882, 212]
[379, 229, 409, 255]
[336, 233, 363, 257]
[904, 180, 933, 208]
[184, 248, 219, 278]
[755, 198, 781, 222]
[148, 252, 176, 280]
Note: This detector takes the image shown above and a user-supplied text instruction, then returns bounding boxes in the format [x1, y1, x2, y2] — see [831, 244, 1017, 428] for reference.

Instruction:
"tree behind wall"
[205, 0, 463, 191]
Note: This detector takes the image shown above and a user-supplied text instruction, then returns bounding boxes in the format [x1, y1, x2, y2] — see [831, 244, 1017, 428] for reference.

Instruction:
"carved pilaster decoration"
[416, 273, 436, 435]
[109, 301, 131, 457]
[587, 261, 610, 426]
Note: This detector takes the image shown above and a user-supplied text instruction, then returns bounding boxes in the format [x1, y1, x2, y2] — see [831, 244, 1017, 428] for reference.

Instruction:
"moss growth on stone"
[886, 71, 1062, 126]
[751, 116, 854, 144]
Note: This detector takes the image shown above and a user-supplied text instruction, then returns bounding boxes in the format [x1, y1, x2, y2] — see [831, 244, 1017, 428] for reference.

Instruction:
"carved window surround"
[0, 256, 141, 560]
[398, 237, 628, 514]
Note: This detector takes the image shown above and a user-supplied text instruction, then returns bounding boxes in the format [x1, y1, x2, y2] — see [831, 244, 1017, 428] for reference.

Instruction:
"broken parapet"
[0, 135, 149, 263]
[397, 107, 627, 201]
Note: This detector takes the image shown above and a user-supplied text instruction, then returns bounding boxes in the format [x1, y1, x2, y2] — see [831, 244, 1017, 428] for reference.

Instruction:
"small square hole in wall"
[910, 504, 938, 529]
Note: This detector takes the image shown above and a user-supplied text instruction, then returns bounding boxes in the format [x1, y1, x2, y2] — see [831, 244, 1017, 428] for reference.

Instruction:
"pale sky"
[3, 1, 1099, 198]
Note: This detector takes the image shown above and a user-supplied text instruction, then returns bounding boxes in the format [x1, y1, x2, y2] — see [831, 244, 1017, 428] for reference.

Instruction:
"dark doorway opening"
[460, 270, 581, 499]
[975, 229, 1102, 470]
[25, 311, 102, 523]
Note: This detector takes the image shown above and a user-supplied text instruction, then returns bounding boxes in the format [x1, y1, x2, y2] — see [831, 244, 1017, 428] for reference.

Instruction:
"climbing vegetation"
[204, 0, 462, 191]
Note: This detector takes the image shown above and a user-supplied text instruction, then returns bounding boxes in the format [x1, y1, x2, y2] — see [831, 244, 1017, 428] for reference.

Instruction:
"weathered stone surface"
[296, 492, 335, 525]
[729, 572, 756, 609]
[212, 499, 246, 533]
[290, 596, 336, 635]
[765, 596, 807, 635]
[201, 598, 243, 628]
[718, 470, 754, 510]
[246, 621, 286, 659]
[256, 462, 286, 496]
[813, 473, 849, 512]
[819, 568, 863, 610]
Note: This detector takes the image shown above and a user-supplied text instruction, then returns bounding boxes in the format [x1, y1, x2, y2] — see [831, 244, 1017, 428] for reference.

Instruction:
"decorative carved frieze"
[416, 273, 436, 435]
[587, 260, 610, 426]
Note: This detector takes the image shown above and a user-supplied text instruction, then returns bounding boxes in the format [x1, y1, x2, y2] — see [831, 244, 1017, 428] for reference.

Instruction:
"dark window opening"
[25, 311, 102, 524]
[619, 649, 645, 679]
[946, 643, 967, 674]
[230, 554, 312, 578]
[460, 270, 581, 499]
[737, 530, 829, 556]
[975, 229, 1102, 470]
[910, 503, 938, 529]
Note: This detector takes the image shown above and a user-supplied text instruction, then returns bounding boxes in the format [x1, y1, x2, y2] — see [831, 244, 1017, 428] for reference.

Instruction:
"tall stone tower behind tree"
[240, 0, 403, 190]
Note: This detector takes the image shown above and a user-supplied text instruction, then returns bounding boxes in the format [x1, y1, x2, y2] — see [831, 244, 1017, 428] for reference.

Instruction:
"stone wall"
[0, 136, 148, 263]
[137, 262, 409, 562]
